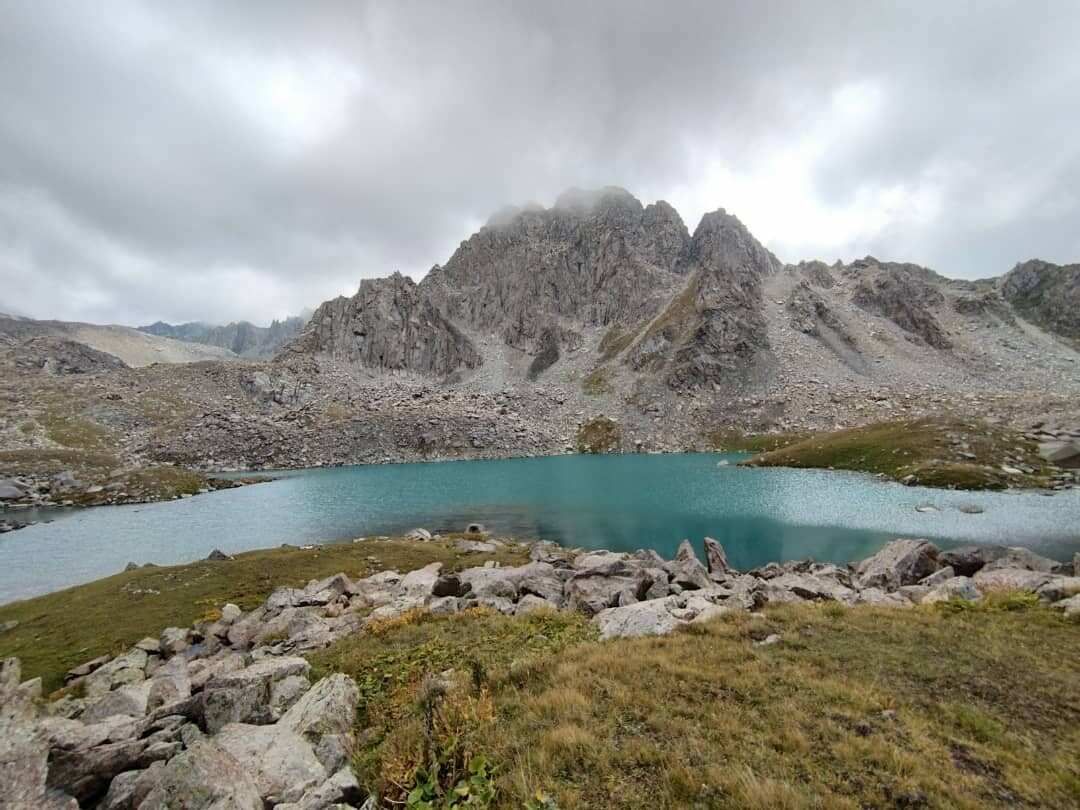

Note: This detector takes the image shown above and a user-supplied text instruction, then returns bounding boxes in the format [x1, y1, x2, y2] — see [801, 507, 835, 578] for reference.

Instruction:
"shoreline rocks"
[3, 535, 1077, 808]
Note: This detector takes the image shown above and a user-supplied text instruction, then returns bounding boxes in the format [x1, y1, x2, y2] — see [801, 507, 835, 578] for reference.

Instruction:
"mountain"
[139, 316, 306, 358]
[0, 315, 237, 367]
[1000, 259, 1080, 346]
[284, 186, 1080, 396]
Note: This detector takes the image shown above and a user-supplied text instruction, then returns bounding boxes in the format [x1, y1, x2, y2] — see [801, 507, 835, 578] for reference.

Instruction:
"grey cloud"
[1, 1, 1078, 325]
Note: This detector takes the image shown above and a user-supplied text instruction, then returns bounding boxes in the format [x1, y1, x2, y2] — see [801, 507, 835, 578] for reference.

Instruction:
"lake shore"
[2, 533, 1078, 808]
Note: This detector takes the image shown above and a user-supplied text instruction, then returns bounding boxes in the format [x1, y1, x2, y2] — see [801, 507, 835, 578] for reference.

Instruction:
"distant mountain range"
[139, 316, 307, 359]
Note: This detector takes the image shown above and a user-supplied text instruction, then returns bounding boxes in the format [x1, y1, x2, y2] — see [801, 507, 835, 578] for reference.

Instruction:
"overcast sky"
[2, 1, 1078, 326]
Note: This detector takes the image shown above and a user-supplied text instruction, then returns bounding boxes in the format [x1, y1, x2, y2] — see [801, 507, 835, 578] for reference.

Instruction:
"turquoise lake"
[2, 453, 1079, 603]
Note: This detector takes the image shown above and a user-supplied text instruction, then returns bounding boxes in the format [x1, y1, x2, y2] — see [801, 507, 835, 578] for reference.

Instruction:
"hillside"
[0, 315, 237, 367]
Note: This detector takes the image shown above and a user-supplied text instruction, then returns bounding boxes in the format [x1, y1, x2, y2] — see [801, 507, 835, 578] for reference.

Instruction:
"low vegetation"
[318, 600, 1078, 809]
[580, 367, 613, 396]
[574, 416, 620, 453]
[741, 417, 1058, 490]
[704, 428, 810, 453]
[0, 537, 528, 692]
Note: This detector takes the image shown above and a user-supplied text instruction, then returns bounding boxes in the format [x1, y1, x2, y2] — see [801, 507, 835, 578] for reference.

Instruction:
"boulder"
[981, 547, 1060, 574]
[666, 543, 713, 591]
[918, 566, 956, 587]
[458, 566, 518, 601]
[47, 734, 179, 805]
[158, 627, 189, 657]
[220, 603, 243, 624]
[81, 682, 152, 723]
[513, 562, 566, 606]
[972, 567, 1054, 593]
[82, 650, 149, 699]
[215, 723, 327, 804]
[399, 562, 442, 599]
[202, 657, 311, 732]
[855, 587, 911, 607]
[565, 563, 654, 615]
[1053, 593, 1080, 619]
[278, 674, 359, 774]
[703, 537, 733, 578]
[516, 594, 559, 614]
[432, 573, 467, 598]
[763, 572, 857, 603]
[921, 576, 983, 604]
[146, 656, 191, 712]
[132, 739, 262, 809]
[455, 539, 497, 553]
[572, 550, 629, 569]
[594, 589, 738, 639]
[273, 767, 363, 810]
[854, 539, 940, 590]
[1035, 576, 1080, 603]
[65, 654, 111, 683]
[937, 544, 1009, 577]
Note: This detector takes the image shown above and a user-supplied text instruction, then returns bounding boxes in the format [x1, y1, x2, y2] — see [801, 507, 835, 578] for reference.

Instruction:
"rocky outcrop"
[848, 258, 953, 349]
[3, 336, 128, 375]
[286, 273, 481, 378]
[630, 209, 778, 390]
[1001, 259, 1080, 345]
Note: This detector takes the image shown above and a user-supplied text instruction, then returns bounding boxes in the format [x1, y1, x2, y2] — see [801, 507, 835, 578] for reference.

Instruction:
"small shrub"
[581, 368, 613, 396]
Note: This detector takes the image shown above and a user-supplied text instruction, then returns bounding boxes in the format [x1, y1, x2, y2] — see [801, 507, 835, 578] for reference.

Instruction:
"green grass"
[0, 537, 527, 692]
[705, 429, 811, 453]
[319, 601, 1080, 809]
[742, 418, 1057, 490]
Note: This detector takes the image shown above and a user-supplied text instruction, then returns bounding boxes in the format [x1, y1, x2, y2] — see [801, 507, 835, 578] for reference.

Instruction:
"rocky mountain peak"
[1001, 259, 1080, 344]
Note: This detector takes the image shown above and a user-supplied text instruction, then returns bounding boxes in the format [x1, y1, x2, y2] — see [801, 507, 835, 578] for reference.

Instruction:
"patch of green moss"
[575, 416, 620, 453]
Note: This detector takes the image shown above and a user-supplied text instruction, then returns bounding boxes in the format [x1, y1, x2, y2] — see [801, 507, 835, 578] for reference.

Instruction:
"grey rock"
[981, 547, 1059, 574]
[274, 767, 363, 810]
[270, 674, 313, 719]
[146, 656, 191, 713]
[937, 544, 1009, 577]
[132, 739, 263, 809]
[83, 649, 149, 699]
[158, 627, 189, 657]
[278, 674, 359, 774]
[854, 539, 940, 590]
[202, 657, 311, 732]
[515, 594, 559, 614]
[220, 603, 242, 624]
[703, 537, 733, 578]
[399, 562, 442, 599]
[921, 576, 983, 604]
[1035, 576, 1080, 603]
[972, 567, 1054, 593]
[81, 682, 152, 723]
[1053, 593, 1080, 618]
[215, 723, 327, 804]
[594, 589, 738, 639]
[918, 566, 956, 587]
[764, 572, 857, 603]
[205, 548, 232, 561]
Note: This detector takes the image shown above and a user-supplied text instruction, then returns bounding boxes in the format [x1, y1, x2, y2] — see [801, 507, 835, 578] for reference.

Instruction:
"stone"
[428, 595, 460, 615]
[458, 566, 518, 601]
[972, 567, 1054, 593]
[47, 734, 179, 805]
[220, 603, 242, 624]
[206, 548, 233, 561]
[855, 587, 911, 607]
[270, 674, 312, 719]
[854, 539, 940, 590]
[918, 566, 955, 587]
[455, 539, 497, 553]
[158, 627, 189, 657]
[594, 589, 738, 639]
[573, 550, 629, 569]
[516, 594, 559, 614]
[565, 563, 653, 615]
[1053, 593, 1080, 618]
[83, 649, 149, 699]
[132, 739, 263, 809]
[666, 542, 713, 591]
[65, 654, 111, 683]
[81, 682, 152, 723]
[406, 527, 432, 541]
[146, 656, 191, 712]
[432, 573, 466, 598]
[203, 657, 311, 732]
[1035, 576, 1080, 603]
[703, 536, 732, 578]
[980, 547, 1060, 573]
[399, 562, 442, 599]
[278, 674, 359, 774]
[216, 723, 327, 804]
[274, 767, 364, 810]
[921, 576, 983, 604]
[937, 545, 1009, 577]
[763, 572, 857, 603]
[99, 768, 141, 809]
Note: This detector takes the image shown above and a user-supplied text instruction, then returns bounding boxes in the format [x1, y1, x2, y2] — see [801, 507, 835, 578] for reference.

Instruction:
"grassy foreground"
[738, 418, 1058, 490]
[0, 537, 527, 692]
[316, 600, 1080, 809]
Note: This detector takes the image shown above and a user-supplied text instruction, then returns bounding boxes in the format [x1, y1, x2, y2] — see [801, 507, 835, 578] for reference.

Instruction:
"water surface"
[3, 453, 1078, 603]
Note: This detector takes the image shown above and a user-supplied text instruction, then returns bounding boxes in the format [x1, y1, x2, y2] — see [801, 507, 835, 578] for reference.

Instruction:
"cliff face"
[421, 186, 691, 354]
[287, 273, 481, 377]
[1001, 260, 1080, 345]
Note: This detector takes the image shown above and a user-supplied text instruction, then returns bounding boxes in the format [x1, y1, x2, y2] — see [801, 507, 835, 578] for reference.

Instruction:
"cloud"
[1, 1, 1078, 324]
